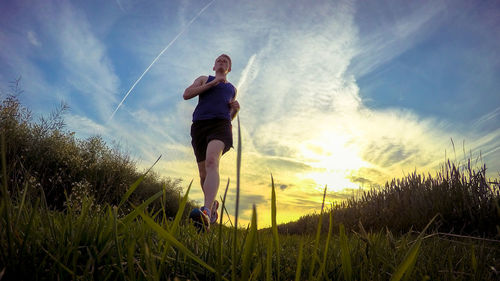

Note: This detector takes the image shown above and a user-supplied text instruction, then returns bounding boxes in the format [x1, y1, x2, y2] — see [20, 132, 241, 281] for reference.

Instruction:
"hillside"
[276, 165, 499, 237]
[0, 82, 195, 218]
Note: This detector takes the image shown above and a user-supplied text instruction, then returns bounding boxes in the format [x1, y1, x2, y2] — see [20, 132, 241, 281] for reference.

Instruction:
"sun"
[297, 130, 369, 192]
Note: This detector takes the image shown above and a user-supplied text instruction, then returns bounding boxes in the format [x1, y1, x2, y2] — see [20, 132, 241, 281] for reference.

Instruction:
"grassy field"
[1, 164, 499, 281]
[1, 87, 499, 280]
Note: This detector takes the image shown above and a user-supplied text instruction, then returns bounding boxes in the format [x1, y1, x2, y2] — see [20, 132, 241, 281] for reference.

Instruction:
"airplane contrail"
[236, 54, 257, 97]
[109, 0, 216, 122]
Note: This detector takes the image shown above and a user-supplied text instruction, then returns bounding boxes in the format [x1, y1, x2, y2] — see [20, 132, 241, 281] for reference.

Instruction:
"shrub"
[0, 80, 190, 218]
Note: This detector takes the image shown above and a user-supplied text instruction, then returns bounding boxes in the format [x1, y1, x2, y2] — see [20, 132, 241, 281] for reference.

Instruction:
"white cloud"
[65, 113, 108, 137]
[177, 0, 190, 27]
[27, 31, 41, 47]
[472, 106, 500, 130]
[115, 0, 126, 12]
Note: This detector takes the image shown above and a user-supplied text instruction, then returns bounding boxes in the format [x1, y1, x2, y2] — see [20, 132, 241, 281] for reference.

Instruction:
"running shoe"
[210, 200, 219, 224]
[189, 207, 210, 232]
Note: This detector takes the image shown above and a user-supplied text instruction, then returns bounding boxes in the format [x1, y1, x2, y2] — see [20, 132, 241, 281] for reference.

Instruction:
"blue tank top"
[192, 76, 236, 121]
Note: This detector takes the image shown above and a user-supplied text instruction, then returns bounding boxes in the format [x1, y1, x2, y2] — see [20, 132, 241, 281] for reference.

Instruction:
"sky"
[1, 0, 499, 228]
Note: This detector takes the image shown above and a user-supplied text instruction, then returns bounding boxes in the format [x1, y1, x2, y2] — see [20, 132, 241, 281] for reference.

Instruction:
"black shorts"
[191, 119, 233, 163]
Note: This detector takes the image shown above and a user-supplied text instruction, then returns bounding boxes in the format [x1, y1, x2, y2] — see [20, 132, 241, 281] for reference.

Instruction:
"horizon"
[1, 0, 499, 228]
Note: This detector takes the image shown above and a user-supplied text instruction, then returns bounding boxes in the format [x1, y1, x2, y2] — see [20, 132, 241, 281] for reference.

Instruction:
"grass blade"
[39, 186, 57, 242]
[169, 180, 192, 235]
[294, 240, 304, 281]
[271, 174, 280, 281]
[390, 239, 421, 281]
[118, 154, 161, 209]
[471, 245, 477, 275]
[120, 191, 163, 226]
[15, 181, 29, 224]
[127, 240, 137, 281]
[222, 201, 233, 227]
[113, 207, 126, 279]
[41, 247, 75, 276]
[309, 185, 327, 280]
[19, 199, 39, 256]
[232, 116, 242, 281]
[266, 238, 272, 281]
[137, 208, 219, 275]
[318, 210, 334, 280]
[249, 262, 262, 281]
[217, 178, 230, 281]
[339, 224, 353, 281]
[241, 205, 257, 281]
[390, 215, 437, 281]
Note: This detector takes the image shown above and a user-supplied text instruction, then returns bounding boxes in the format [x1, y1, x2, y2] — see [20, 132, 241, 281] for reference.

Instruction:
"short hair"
[218, 54, 232, 69]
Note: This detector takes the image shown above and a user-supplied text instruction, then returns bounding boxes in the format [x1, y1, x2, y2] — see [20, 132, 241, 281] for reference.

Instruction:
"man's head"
[213, 54, 231, 74]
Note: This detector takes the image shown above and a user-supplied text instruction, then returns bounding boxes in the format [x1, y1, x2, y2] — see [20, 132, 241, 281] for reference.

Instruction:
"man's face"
[213, 55, 231, 73]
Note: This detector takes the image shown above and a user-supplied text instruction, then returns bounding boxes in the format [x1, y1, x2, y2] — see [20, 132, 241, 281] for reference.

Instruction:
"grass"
[278, 160, 500, 238]
[3, 175, 499, 280]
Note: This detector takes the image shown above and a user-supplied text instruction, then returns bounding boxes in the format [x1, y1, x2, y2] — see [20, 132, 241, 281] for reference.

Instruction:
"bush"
[0, 80, 192, 218]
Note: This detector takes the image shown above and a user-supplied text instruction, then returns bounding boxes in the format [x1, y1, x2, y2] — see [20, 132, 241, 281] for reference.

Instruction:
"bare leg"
[197, 161, 206, 191]
[202, 139, 225, 212]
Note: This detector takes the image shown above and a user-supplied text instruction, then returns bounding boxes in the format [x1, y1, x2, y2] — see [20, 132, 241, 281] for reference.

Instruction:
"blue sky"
[1, 0, 499, 227]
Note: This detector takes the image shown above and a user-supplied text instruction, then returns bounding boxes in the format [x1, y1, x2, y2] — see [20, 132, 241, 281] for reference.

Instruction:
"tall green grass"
[278, 161, 500, 237]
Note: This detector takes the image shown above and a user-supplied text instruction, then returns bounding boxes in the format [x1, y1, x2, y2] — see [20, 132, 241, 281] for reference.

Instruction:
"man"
[183, 54, 240, 230]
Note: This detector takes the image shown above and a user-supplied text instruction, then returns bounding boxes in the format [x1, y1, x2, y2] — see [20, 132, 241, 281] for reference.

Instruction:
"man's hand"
[210, 76, 226, 86]
[229, 99, 240, 120]
[229, 100, 240, 111]
[183, 76, 225, 100]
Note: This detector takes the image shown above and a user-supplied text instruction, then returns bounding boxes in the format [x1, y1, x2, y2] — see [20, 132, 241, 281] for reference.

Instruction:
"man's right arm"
[183, 76, 221, 100]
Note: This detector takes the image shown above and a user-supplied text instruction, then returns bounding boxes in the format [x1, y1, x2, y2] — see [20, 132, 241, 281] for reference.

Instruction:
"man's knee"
[205, 156, 219, 170]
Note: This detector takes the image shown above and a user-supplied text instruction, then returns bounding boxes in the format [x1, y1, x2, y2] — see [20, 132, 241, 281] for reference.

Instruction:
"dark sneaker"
[189, 207, 210, 232]
[210, 200, 219, 224]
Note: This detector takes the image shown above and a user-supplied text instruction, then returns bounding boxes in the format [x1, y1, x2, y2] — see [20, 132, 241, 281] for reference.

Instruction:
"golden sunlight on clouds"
[300, 171, 363, 193]
[297, 131, 370, 192]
